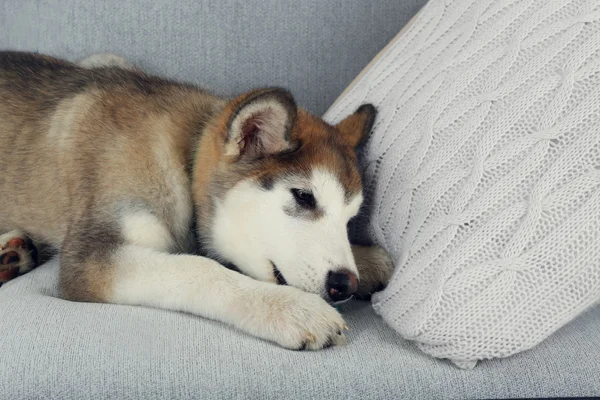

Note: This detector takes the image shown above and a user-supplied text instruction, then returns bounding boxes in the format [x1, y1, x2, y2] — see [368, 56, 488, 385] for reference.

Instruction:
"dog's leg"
[352, 245, 394, 300]
[0, 229, 38, 284]
[60, 225, 347, 350]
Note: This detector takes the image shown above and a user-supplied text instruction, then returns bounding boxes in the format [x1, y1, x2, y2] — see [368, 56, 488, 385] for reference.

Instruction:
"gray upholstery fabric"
[1, 260, 600, 399]
[0, 0, 427, 115]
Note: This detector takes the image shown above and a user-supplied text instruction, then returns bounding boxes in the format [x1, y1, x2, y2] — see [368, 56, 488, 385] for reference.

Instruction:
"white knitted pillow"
[325, 0, 600, 368]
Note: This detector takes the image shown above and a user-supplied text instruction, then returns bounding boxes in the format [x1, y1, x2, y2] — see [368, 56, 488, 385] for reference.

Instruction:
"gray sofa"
[1, 1, 599, 399]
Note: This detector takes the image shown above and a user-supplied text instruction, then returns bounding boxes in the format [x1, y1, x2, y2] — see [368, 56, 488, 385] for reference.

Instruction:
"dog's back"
[0, 52, 80, 243]
[0, 51, 218, 248]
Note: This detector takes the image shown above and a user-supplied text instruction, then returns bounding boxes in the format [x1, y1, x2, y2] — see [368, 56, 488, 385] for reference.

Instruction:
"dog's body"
[0, 51, 393, 349]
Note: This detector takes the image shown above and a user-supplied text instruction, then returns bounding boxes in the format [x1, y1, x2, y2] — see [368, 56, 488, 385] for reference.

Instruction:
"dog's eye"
[291, 188, 316, 209]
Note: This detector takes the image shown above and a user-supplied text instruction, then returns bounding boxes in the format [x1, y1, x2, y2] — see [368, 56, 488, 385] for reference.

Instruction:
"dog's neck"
[186, 94, 230, 250]
[181, 94, 227, 173]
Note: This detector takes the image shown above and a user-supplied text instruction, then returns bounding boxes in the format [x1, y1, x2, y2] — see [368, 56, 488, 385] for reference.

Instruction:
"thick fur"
[0, 51, 393, 350]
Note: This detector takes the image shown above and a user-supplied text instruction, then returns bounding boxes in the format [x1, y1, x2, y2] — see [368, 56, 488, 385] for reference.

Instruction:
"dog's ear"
[335, 104, 377, 148]
[225, 88, 297, 158]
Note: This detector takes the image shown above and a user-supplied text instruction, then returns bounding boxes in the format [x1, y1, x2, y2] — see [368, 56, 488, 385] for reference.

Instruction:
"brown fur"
[0, 51, 222, 299]
[0, 51, 380, 303]
[351, 245, 394, 300]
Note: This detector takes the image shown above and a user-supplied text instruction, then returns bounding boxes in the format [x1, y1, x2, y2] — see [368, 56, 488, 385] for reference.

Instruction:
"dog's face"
[193, 89, 375, 302]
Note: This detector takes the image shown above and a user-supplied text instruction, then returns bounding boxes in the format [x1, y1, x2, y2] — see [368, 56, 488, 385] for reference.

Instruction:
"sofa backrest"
[0, 0, 426, 114]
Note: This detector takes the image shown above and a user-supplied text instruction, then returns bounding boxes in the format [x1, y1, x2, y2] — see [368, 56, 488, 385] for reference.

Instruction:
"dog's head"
[193, 88, 375, 302]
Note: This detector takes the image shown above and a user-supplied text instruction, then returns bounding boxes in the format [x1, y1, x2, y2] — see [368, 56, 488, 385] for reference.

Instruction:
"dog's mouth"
[270, 261, 287, 285]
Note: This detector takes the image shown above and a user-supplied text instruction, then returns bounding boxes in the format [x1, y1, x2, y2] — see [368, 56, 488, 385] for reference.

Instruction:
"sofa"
[1, 1, 599, 399]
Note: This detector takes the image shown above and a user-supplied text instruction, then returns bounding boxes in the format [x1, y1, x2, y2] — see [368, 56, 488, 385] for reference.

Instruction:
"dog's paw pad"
[0, 249, 22, 283]
[0, 231, 38, 284]
[6, 238, 26, 249]
[0, 251, 20, 265]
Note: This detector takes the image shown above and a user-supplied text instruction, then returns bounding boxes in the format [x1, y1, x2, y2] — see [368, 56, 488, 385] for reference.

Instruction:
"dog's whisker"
[332, 295, 354, 306]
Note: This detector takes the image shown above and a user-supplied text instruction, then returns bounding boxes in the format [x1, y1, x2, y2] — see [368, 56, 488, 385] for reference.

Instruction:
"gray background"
[0, 0, 427, 114]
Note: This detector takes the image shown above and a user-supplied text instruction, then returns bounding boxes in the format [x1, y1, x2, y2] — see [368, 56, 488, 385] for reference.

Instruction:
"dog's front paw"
[0, 230, 37, 284]
[246, 285, 348, 350]
[352, 245, 394, 300]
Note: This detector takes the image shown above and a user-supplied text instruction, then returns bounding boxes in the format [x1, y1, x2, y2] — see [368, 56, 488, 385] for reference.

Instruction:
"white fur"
[211, 168, 362, 297]
[110, 244, 347, 349]
[0, 229, 26, 246]
[78, 53, 135, 70]
[121, 212, 174, 252]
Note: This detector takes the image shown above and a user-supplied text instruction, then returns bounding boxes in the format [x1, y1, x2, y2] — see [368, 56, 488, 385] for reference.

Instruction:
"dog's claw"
[333, 332, 348, 346]
[306, 333, 316, 343]
[343, 324, 349, 331]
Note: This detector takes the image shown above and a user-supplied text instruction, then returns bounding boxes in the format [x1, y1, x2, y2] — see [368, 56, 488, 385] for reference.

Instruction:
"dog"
[0, 51, 393, 350]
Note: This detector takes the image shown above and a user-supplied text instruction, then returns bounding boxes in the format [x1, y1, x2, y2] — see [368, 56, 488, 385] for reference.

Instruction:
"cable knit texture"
[325, 0, 600, 367]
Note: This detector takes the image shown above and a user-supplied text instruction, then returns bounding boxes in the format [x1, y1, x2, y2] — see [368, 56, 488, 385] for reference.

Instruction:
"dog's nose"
[327, 269, 358, 302]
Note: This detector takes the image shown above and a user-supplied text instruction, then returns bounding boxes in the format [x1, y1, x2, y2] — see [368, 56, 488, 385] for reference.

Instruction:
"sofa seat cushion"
[1, 260, 599, 399]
